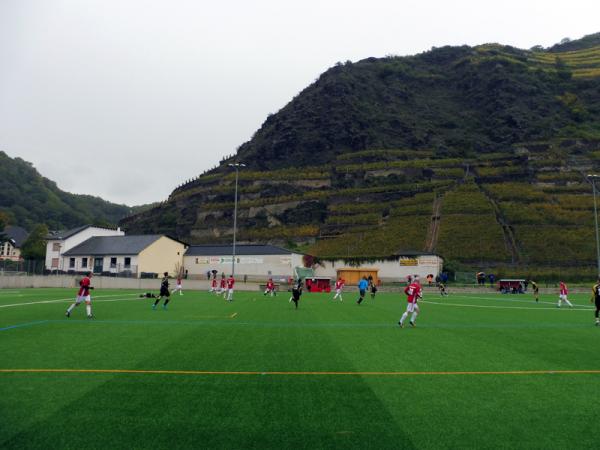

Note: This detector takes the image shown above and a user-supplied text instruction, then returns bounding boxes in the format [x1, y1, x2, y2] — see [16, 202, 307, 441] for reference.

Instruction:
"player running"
[152, 272, 171, 310]
[438, 282, 448, 296]
[557, 281, 573, 308]
[332, 277, 345, 301]
[172, 275, 184, 295]
[289, 278, 303, 309]
[356, 277, 368, 305]
[264, 278, 276, 297]
[65, 271, 94, 318]
[591, 278, 600, 326]
[226, 275, 235, 301]
[399, 277, 422, 328]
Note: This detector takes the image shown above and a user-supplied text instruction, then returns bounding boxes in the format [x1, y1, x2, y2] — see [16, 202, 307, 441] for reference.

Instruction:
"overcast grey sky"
[1, 0, 599, 206]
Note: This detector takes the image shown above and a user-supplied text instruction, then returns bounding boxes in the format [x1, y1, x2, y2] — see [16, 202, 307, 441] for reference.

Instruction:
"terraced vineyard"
[120, 34, 600, 277]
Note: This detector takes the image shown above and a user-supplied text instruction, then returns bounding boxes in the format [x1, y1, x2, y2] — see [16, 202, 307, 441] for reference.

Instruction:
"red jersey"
[78, 276, 91, 296]
[335, 280, 344, 290]
[560, 282, 568, 295]
[404, 282, 422, 303]
[211, 279, 217, 287]
[177, 277, 182, 284]
[266, 280, 274, 290]
[227, 277, 235, 289]
[220, 278, 226, 288]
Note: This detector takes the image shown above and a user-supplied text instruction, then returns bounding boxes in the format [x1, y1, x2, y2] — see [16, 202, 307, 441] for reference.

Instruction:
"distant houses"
[39, 225, 443, 282]
[0, 226, 29, 261]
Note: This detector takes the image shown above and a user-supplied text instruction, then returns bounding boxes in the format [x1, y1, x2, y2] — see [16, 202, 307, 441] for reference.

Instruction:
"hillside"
[120, 34, 600, 276]
[0, 151, 135, 230]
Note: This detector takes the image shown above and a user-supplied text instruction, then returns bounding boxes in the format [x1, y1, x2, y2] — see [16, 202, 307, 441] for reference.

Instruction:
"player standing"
[209, 276, 218, 293]
[153, 272, 171, 310]
[557, 281, 573, 308]
[172, 275, 184, 295]
[356, 277, 368, 305]
[226, 274, 235, 301]
[332, 277, 345, 301]
[530, 280, 539, 302]
[399, 277, 422, 328]
[289, 278, 303, 309]
[65, 271, 94, 318]
[264, 278, 276, 297]
[591, 278, 600, 326]
[219, 275, 227, 296]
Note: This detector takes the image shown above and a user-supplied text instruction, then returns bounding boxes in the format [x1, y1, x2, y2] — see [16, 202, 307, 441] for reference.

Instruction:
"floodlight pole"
[228, 163, 245, 278]
[588, 174, 600, 276]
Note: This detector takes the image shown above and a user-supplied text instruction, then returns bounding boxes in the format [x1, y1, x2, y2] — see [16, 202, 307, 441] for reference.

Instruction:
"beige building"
[61, 234, 187, 278]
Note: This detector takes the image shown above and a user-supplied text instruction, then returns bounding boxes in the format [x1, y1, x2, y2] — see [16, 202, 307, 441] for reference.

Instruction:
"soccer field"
[0, 287, 598, 449]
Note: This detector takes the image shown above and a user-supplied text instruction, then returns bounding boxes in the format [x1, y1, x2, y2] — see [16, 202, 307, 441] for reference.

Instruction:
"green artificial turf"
[0, 287, 599, 449]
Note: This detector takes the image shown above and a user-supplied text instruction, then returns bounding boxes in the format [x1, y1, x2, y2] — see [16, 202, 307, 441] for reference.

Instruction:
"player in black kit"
[289, 278, 303, 309]
[591, 278, 600, 326]
[153, 272, 171, 310]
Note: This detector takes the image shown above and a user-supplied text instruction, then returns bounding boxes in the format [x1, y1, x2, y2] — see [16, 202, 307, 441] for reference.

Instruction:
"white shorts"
[176, 284, 182, 289]
[559, 294, 568, 301]
[405, 302, 419, 313]
[335, 289, 342, 295]
[76, 295, 91, 304]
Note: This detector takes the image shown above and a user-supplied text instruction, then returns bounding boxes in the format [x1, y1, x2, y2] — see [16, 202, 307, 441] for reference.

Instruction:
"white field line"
[451, 295, 594, 309]
[0, 294, 139, 309]
[421, 300, 593, 311]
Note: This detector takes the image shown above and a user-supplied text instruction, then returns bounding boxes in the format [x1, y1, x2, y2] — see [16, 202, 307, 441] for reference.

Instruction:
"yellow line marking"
[230, 312, 238, 319]
[1, 369, 599, 376]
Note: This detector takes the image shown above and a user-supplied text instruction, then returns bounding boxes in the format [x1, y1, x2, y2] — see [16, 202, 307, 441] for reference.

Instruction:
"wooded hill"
[0, 151, 136, 231]
[120, 33, 600, 277]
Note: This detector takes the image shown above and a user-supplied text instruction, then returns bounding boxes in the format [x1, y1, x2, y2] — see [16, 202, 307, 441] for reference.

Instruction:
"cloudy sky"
[1, 0, 599, 206]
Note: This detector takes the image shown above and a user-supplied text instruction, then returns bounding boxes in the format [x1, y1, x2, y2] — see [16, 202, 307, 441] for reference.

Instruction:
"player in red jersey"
[557, 281, 573, 308]
[172, 276, 184, 295]
[209, 276, 218, 293]
[226, 275, 235, 301]
[219, 275, 227, 296]
[264, 278, 276, 297]
[65, 272, 94, 318]
[399, 277, 422, 328]
[332, 277, 345, 301]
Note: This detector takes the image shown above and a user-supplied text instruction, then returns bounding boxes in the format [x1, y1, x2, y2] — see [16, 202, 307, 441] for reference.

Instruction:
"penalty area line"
[1, 368, 600, 376]
[421, 300, 593, 311]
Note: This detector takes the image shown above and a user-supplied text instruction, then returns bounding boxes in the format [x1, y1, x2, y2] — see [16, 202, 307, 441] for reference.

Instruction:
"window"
[81, 258, 87, 268]
[51, 258, 59, 268]
[124, 257, 131, 268]
[110, 257, 117, 268]
[52, 243, 61, 252]
[69, 258, 75, 268]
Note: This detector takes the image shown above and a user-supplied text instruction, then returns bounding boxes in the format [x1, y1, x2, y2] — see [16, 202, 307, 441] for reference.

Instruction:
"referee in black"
[153, 272, 171, 310]
[591, 278, 600, 326]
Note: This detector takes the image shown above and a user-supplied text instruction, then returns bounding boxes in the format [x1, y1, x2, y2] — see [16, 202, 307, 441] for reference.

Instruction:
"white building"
[45, 225, 124, 272]
[184, 244, 304, 281]
[313, 252, 444, 284]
